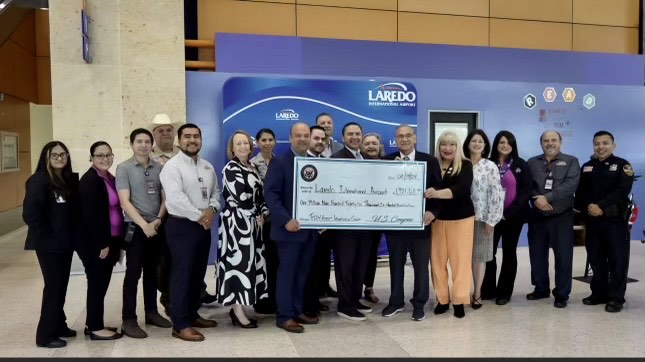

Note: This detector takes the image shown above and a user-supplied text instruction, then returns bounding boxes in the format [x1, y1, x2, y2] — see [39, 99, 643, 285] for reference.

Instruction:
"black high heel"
[229, 309, 258, 329]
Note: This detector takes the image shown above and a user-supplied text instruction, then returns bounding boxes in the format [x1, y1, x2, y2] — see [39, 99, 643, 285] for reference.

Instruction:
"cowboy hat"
[146, 113, 182, 132]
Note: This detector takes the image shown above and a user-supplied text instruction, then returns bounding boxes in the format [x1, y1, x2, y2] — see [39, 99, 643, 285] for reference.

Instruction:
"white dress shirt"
[399, 149, 416, 161]
[160, 151, 221, 222]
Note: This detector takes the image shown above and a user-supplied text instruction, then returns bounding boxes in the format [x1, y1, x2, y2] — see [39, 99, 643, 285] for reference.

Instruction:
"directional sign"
[523, 93, 537, 110]
[583, 94, 596, 109]
[563, 87, 576, 103]
[543, 87, 557, 102]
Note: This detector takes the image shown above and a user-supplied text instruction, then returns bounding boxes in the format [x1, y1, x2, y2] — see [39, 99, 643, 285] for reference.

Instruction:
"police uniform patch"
[609, 164, 618, 171]
[556, 161, 566, 166]
[623, 164, 634, 176]
[583, 166, 593, 172]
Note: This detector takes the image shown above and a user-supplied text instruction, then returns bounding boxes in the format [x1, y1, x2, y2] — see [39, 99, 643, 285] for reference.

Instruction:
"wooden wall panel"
[0, 172, 20, 212]
[0, 96, 17, 131]
[9, 11, 36, 55]
[296, 0, 397, 10]
[490, 19, 572, 51]
[37, 57, 52, 105]
[399, 0, 489, 17]
[0, 94, 30, 211]
[573, 0, 639, 27]
[399, 13, 489, 46]
[14, 100, 30, 153]
[12, 45, 37, 103]
[35, 9, 50, 58]
[241, 0, 295, 3]
[0, 42, 15, 95]
[297, 5, 397, 41]
[573, 24, 639, 54]
[491, 0, 572, 23]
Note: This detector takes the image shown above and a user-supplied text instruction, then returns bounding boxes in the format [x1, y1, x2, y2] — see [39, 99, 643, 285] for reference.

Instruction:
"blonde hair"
[227, 130, 254, 160]
[435, 130, 466, 176]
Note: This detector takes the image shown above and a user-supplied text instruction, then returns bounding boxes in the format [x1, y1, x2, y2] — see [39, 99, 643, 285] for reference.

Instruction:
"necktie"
[403, 156, 410, 161]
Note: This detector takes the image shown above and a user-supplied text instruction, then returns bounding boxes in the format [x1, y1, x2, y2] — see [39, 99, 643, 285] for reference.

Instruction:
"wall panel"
[490, 19, 572, 51]
[297, 5, 397, 41]
[573, 0, 639, 27]
[573, 24, 639, 54]
[297, 0, 396, 10]
[398, 0, 489, 17]
[491, 0, 572, 23]
[399, 12, 489, 46]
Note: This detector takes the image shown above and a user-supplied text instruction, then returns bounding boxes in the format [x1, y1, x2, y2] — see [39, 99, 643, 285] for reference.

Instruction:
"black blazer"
[497, 157, 532, 222]
[78, 167, 121, 259]
[331, 146, 367, 160]
[383, 151, 442, 236]
[23, 171, 79, 253]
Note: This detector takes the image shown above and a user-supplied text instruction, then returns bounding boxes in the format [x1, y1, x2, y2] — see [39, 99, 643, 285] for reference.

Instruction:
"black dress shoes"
[37, 338, 67, 348]
[526, 291, 550, 300]
[553, 299, 568, 308]
[59, 327, 77, 338]
[433, 303, 449, 315]
[605, 301, 624, 313]
[495, 297, 510, 306]
[582, 295, 608, 305]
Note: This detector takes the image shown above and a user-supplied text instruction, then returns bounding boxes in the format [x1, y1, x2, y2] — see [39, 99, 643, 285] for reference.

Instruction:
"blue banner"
[222, 77, 418, 158]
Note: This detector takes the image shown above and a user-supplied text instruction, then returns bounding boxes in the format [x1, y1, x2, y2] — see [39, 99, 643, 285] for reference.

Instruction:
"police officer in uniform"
[575, 130, 634, 313]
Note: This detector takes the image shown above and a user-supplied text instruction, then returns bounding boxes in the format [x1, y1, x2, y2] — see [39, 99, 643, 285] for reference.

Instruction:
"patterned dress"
[217, 159, 269, 306]
[470, 158, 505, 263]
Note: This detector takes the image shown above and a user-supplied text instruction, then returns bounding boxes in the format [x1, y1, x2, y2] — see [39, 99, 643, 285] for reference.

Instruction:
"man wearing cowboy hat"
[146, 114, 218, 314]
[147, 114, 182, 166]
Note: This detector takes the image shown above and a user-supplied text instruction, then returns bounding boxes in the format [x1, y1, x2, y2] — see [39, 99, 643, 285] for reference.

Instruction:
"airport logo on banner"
[275, 109, 300, 121]
[368, 82, 417, 108]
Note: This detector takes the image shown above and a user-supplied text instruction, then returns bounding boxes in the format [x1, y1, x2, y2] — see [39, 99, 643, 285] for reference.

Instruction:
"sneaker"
[337, 309, 367, 321]
[121, 320, 148, 339]
[381, 304, 404, 317]
[145, 311, 172, 328]
[412, 308, 425, 321]
[355, 302, 372, 314]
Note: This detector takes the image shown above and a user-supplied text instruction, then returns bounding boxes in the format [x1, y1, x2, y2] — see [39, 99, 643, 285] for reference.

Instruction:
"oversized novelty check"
[293, 158, 426, 230]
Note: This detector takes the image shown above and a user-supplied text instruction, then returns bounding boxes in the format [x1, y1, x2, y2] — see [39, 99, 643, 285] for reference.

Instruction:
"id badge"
[201, 186, 208, 200]
[146, 181, 156, 195]
[544, 178, 553, 190]
[55, 195, 67, 203]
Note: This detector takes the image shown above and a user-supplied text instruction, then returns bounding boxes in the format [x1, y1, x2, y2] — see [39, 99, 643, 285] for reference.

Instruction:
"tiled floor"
[1, 226, 644, 357]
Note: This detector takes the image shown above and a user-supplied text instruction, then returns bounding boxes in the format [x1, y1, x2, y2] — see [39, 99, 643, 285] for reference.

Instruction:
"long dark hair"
[463, 129, 491, 159]
[35, 141, 74, 198]
[489, 130, 520, 163]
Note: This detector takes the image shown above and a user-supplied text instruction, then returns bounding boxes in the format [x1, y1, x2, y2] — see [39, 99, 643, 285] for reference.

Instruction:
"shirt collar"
[307, 150, 321, 157]
[400, 149, 416, 160]
[345, 145, 361, 158]
[129, 155, 154, 169]
[177, 150, 200, 164]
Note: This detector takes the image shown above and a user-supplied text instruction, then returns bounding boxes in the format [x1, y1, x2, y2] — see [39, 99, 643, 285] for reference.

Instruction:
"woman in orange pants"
[424, 131, 475, 318]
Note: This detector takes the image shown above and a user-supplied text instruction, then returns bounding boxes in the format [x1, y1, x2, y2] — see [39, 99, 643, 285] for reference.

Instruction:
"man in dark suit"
[381, 124, 442, 321]
[264, 122, 320, 333]
[331, 122, 374, 321]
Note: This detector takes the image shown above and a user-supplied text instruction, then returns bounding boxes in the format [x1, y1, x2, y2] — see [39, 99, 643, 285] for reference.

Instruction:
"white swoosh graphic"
[223, 95, 416, 127]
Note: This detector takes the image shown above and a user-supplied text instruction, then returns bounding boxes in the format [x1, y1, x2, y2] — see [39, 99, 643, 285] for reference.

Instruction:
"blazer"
[330, 140, 344, 154]
[23, 171, 79, 253]
[331, 146, 366, 160]
[383, 150, 442, 237]
[264, 150, 319, 243]
[497, 157, 532, 222]
[78, 167, 121, 259]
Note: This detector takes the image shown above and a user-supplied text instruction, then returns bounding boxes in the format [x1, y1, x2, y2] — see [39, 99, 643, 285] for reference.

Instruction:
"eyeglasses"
[50, 152, 69, 160]
[92, 154, 114, 160]
[396, 134, 414, 140]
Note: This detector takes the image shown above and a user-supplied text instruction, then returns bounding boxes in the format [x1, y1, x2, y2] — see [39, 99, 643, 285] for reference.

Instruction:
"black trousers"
[314, 229, 334, 296]
[122, 224, 162, 321]
[585, 217, 630, 303]
[165, 217, 211, 331]
[363, 231, 382, 288]
[35, 250, 73, 345]
[334, 230, 371, 313]
[85, 237, 121, 331]
[482, 218, 525, 300]
[385, 233, 430, 309]
[527, 211, 574, 300]
[254, 222, 278, 312]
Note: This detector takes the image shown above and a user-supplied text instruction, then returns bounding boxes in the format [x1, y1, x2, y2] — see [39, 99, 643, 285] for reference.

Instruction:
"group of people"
[22, 112, 634, 348]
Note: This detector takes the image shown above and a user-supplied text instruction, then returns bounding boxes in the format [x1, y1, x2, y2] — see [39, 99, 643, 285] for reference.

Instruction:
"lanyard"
[497, 159, 513, 180]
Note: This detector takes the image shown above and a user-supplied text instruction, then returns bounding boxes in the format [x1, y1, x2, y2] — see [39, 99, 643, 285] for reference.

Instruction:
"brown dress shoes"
[172, 327, 205, 342]
[294, 314, 319, 325]
[277, 319, 304, 333]
[191, 317, 218, 328]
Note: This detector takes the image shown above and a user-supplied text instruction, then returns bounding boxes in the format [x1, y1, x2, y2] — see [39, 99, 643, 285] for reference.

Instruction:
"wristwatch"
[210, 206, 217, 214]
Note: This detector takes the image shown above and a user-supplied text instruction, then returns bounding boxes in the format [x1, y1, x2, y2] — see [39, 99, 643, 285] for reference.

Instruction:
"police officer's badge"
[300, 164, 318, 182]
[623, 164, 634, 177]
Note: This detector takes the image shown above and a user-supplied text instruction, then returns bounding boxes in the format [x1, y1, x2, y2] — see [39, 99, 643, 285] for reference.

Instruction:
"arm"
[263, 157, 292, 227]
[22, 173, 52, 243]
[208, 167, 222, 212]
[78, 174, 109, 250]
[544, 157, 580, 203]
[425, 156, 442, 216]
[574, 165, 589, 212]
[484, 163, 505, 226]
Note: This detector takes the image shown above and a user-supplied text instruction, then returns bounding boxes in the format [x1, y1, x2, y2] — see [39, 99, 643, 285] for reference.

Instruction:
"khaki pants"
[431, 217, 475, 305]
